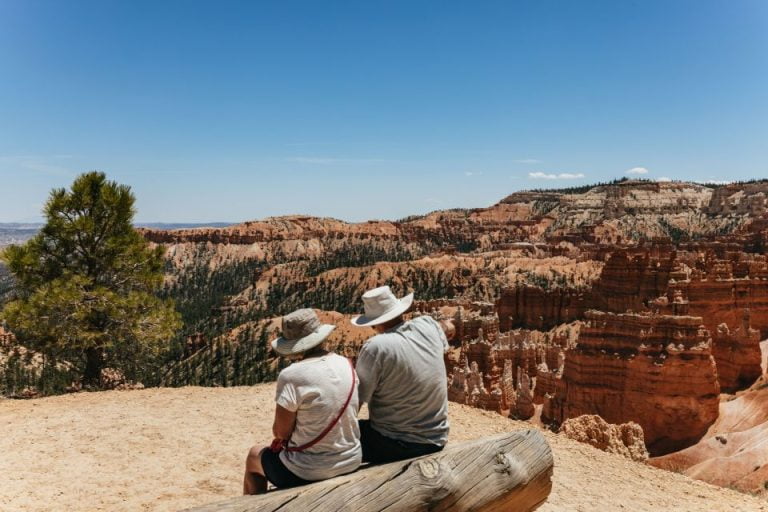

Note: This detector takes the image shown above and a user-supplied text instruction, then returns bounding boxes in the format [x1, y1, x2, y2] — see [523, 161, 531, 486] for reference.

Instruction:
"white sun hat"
[351, 286, 414, 327]
[271, 309, 336, 356]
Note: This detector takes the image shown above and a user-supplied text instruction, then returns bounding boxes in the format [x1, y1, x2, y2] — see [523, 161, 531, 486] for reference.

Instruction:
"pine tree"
[1, 172, 181, 387]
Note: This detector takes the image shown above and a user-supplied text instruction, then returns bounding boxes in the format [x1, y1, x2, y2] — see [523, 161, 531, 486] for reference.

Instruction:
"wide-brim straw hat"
[271, 308, 336, 356]
[351, 286, 414, 327]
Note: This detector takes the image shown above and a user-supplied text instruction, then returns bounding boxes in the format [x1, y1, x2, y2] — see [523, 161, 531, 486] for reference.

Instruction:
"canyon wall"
[667, 270, 768, 338]
[443, 305, 724, 456]
[497, 285, 586, 331]
[142, 180, 768, 251]
[710, 310, 763, 392]
[549, 311, 720, 455]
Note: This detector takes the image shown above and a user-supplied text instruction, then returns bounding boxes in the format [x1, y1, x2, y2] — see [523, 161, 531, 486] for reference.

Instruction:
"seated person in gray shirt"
[351, 286, 455, 464]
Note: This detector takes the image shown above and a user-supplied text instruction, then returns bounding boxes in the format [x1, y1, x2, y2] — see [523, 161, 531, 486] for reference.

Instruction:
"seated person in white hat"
[243, 309, 362, 494]
[351, 286, 455, 464]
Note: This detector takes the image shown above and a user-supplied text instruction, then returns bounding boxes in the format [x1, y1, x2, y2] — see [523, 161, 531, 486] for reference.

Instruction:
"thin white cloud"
[514, 159, 541, 164]
[529, 172, 585, 180]
[464, 171, 483, 177]
[704, 179, 731, 185]
[656, 176, 672, 182]
[626, 167, 649, 175]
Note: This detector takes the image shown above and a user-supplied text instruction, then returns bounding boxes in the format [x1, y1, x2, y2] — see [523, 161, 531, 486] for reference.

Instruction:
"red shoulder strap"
[285, 358, 356, 453]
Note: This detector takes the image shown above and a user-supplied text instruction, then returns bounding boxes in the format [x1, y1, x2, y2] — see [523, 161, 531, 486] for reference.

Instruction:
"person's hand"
[270, 438, 286, 453]
[440, 319, 456, 341]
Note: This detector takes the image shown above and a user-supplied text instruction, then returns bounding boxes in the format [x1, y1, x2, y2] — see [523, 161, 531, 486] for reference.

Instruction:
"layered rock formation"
[495, 242, 767, 394]
[549, 311, 720, 455]
[140, 180, 768, 366]
[497, 243, 679, 332]
[664, 262, 768, 338]
[445, 306, 723, 456]
[497, 285, 586, 331]
[140, 216, 403, 245]
[706, 181, 768, 216]
[143, 180, 768, 254]
[710, 310, 762, 392]
[590, 245, 676, 312]
[447, 360, 506, 414]
[559, 414, 649, 462]
[443, 310, 573, 420]
[652, 250, 768, 391]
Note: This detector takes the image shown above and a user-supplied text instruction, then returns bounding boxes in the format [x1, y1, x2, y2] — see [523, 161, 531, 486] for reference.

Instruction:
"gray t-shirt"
[275, 353, 362, 481]
[356, 315, 450, 445]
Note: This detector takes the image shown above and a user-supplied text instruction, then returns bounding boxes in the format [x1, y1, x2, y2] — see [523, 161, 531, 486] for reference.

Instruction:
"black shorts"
[358, 419, 444, 464]
[260, 449, 312, 489]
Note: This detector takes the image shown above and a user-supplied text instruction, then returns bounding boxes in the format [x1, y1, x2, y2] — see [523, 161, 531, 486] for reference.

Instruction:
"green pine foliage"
[160, 321, 276, 387]
[0, 352, 73, 397]
[0, 172, 181, 388]
[305, 241, 426, 276]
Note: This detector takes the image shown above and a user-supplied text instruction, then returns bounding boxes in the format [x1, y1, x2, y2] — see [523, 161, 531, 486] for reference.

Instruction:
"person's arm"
[273, 372, 300, 442]
[355, 346, 378, 407]
[426, 316, 453, 353]
[272, 404, 297, 440]
[439, 319, 456, 344]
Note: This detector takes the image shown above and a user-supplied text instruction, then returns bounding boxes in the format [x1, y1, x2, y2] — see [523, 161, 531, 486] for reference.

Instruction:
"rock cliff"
[143, 180, 768, 253]
[710, 311, 763, 392]
[550, 311, 720, 455]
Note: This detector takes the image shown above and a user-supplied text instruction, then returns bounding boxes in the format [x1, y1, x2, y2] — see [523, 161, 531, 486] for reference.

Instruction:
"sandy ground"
[1, 386, 767, 512]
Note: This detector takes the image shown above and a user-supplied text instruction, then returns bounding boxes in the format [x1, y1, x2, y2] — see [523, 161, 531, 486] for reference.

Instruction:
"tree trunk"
[83, 347, 103, 387]
[185, 429, 553, 512]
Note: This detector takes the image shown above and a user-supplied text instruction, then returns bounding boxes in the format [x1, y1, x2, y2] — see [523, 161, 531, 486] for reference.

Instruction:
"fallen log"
[186, 429, 553, 512]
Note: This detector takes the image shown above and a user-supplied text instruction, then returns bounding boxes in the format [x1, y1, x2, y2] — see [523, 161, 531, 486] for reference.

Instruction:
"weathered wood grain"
[185, 429, 553, 512]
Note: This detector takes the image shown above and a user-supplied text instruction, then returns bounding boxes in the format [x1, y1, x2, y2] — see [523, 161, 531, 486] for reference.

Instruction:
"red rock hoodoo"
[559, 414, 649, 462]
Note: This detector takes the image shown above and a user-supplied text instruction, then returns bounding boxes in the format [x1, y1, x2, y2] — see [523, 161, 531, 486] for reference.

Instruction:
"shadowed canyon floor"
[1, 386, 766, 512]
[650, 365, 768, 494]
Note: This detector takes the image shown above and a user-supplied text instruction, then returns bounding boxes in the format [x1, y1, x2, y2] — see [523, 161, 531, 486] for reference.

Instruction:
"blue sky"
[1, 0, 766, 223]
